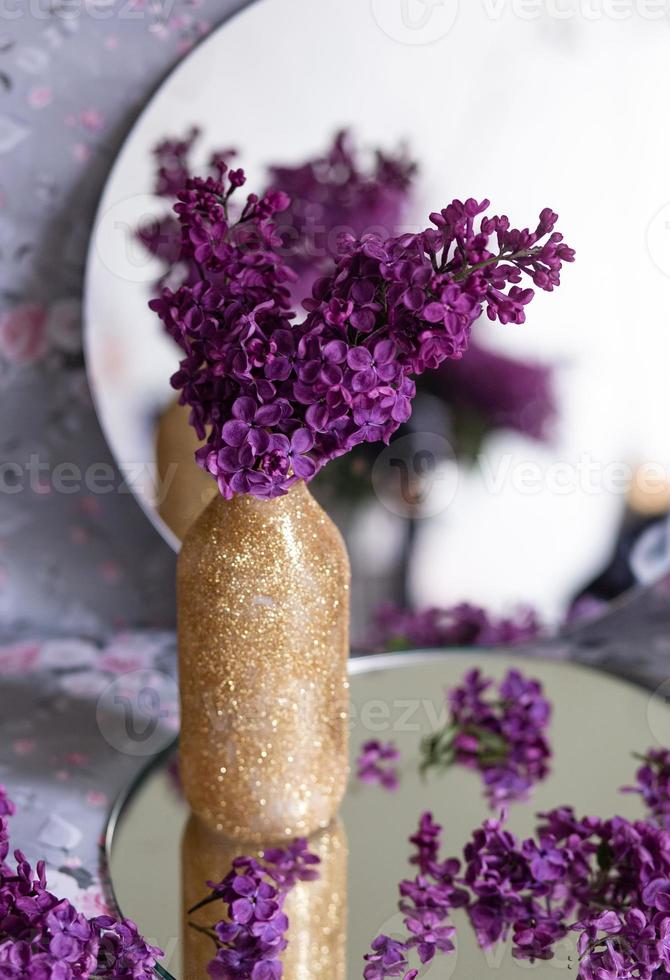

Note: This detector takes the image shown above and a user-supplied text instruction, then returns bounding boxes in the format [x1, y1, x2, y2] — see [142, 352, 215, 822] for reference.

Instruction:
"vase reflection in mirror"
[181, 816, 348, 980]
[156, 397, 216, 541]
[177, 479, 350, 841]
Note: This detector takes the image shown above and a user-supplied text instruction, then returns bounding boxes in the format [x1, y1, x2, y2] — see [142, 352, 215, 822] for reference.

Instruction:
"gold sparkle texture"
[177, 481, 350, 840]
[181, 816, 347, 980]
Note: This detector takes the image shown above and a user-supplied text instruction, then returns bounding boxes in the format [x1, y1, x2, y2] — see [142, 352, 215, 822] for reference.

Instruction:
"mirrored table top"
[106, 652, 670, 978]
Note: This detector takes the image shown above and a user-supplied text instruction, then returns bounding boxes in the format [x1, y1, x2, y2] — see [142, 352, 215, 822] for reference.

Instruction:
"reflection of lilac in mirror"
[357, 740, 400, 791]
[267, 129, 416, 299]
[189, 839, 321, 980]
[137, 128, 416, 300]
[433, 341, 557, 448]
[368, 770, 670, 980]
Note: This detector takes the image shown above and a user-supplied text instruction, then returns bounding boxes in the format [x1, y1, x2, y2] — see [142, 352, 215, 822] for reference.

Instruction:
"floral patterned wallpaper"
[0, 0, 244, 637]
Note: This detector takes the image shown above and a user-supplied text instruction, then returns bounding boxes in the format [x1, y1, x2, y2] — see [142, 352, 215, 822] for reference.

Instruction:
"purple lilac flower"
[262, 838, 320, 889]
[363, 935, 416, 979]
[0, 787, 161, 979]
[0, 787, 15, 878]
[420, 668, 552, 807]
[141, 132, 562, 487]
[392, 802, 670, 976]
[365, 813, 466, 977]
[622, 749, 670, 829]
[366, 601, 542, 653]
[356, 740, 401, 791]
[189, 840, 321, 980]
[93, 916, 163, 978]
[148, 161, 575, 500]
[0, 941, 74, 979]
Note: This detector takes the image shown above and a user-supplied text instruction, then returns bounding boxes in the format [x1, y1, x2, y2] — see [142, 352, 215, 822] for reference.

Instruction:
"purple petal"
[347, 346, 373, 371]
[290, 429, 314, 454]
[231, 396, 257, 422]
[221, 420, 250, 448]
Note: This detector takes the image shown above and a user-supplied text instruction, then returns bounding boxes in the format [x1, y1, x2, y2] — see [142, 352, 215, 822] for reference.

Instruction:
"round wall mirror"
[84, 0, 670, 642]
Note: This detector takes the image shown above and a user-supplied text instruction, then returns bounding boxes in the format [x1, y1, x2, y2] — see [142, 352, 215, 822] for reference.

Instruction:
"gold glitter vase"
[177, 480, 350, 840]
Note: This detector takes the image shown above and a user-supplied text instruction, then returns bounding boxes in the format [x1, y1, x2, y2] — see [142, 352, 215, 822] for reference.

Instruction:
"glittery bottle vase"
[177, 480, 350, 840]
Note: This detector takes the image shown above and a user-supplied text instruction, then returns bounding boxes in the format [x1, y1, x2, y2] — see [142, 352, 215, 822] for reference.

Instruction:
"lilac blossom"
[148, 156, 574, 499]
[356, 740, 401, 791]
[370, 789, 670, 979]
[420, 668, 552, 807]
[141, 132, 561, 488]
[363, 936, 417, 979]
[0, 786, 161, 979]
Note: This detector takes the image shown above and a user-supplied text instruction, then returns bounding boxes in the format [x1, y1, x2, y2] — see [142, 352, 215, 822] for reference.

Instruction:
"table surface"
[2, 600, 670, 917]
[106, 652, 670, 980]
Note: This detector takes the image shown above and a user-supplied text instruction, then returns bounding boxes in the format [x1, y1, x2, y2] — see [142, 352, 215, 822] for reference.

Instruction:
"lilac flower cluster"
[366, 601, 542, 652]
[465, 805, 670, 977]
[421, 668, 552, 806]
[189, 839, 320, 979]
[148, 157, 574, 499]
[367, 787, 670, 980]
[364, 813, 466, 979]
[141, 131, 561, 488]
[623, 749, 670, 829]
[356, 740, 400, 791]
[0, 785, 161, 979]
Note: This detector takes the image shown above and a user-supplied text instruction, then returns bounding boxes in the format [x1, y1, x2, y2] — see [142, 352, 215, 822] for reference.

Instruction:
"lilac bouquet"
[420, 668, 552, 806]
[142, 130, 563, 513]
[0, 784, 161, 979]
[149, 153, 574, 500]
